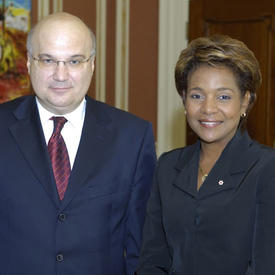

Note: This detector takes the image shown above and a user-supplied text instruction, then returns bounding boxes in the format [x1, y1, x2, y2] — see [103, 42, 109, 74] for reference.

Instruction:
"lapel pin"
[218, 180, 224, 186]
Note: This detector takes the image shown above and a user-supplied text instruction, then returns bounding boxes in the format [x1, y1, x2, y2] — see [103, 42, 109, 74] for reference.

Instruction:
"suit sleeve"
[250, 155, 275, 275]
[124, 122, 156, 275]
[136, 153, 172, 275]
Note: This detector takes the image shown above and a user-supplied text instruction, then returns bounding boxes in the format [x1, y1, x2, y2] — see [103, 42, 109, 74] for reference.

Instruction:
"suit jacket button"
[56, 254, 64, 262]
[58, 213, 66, 221]
[194, 215, 200, 226]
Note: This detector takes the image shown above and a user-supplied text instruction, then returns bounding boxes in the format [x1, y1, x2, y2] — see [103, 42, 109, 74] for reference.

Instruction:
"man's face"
[27, 18, 95, 115]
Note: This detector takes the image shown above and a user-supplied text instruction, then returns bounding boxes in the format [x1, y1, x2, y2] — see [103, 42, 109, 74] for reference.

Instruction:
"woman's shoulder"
[253, 140, 275, 161]
[157, 142, 198, 167]
[247, 140, 275, 179]
[236, 131, 275, 165]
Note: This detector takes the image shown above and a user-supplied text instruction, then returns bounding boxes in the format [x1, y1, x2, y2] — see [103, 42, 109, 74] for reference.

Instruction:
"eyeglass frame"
[29, 50, 96, 70]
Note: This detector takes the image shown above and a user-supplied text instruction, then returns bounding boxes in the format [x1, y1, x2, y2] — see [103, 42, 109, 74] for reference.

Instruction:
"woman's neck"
[197, 141, 227, 190]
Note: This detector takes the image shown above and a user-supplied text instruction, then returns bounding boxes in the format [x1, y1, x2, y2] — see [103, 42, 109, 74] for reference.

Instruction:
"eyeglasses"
[30, 53, 94, 71]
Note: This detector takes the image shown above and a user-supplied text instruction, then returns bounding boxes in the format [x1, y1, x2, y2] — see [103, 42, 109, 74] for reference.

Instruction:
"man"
[0, 12, 155, 275]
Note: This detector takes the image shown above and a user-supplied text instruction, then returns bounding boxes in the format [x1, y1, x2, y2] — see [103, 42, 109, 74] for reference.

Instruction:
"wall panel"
[63, 0, 97, 98]
[129, 0, 158, 137]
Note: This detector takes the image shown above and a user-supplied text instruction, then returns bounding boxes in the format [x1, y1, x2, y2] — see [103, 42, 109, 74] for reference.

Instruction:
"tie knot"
[50, 116, 67, 134]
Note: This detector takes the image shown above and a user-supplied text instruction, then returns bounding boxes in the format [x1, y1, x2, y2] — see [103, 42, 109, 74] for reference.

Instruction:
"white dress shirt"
[36, 97, 86, 168]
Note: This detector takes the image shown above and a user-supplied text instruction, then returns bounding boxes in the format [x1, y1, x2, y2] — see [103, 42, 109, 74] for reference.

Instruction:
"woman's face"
[184, 65, 250, 147]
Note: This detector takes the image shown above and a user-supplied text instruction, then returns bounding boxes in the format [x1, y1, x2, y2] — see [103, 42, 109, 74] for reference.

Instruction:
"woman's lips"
[199, 120, 223, 128]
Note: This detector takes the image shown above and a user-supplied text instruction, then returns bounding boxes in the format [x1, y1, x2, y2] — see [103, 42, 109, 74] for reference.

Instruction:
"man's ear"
[91, 56, 95, 73]
[27, 55, 31, 74]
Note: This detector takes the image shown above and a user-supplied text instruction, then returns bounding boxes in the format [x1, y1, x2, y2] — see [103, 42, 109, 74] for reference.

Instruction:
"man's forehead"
[36, 18, 88, 38]
[32, 22, 92, 52]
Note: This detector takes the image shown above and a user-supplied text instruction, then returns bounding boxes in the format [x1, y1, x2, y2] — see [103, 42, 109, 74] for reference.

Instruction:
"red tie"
[48, 116, 71, 200]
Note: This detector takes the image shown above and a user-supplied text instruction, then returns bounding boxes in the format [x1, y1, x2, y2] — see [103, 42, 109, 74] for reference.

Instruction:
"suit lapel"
[61, 97, 113, 209]
[9, 96, 60, 208]
[172, 131, 260, 200]
[173, 142, 200, 198]
[197, 131, 260, 199]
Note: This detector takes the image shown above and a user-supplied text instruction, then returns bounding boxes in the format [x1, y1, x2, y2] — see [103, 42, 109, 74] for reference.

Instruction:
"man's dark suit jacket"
[137, 130, 275, 275]
[0, 95, 156, 275]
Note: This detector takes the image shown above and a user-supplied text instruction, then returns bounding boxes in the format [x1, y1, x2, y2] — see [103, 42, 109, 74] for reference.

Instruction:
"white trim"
[95, 0, 107, 102]
[38, 0, 50, 20]
[115, 0, 130, 111]
[53, 0, 63, 12]
[157, 0, 189, 156]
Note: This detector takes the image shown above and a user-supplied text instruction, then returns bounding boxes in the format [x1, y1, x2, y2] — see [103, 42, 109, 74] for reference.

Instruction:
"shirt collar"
[36, 97, 86, 127]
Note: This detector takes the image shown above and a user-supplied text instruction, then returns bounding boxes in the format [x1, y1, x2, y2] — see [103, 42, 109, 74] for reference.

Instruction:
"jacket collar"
[10, 96, 113, 209]
[60, 96, 113, 209]
[10, 96, 60, 207]
[173, 130, 260, 199]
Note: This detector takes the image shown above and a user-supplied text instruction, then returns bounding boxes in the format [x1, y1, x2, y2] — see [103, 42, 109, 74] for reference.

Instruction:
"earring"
[241, 113, 246, 118]
[184, 110, 187, 115]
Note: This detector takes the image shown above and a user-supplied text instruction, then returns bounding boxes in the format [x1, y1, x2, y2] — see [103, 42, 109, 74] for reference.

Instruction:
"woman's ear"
[182, 90, 186, 105]
[241, 91, 251, 114]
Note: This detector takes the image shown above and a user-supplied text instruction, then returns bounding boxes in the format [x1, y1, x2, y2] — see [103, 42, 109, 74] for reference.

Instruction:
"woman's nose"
[201, 96, 218, 114]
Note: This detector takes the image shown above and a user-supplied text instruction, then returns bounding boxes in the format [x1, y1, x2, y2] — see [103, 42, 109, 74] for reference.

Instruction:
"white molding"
[53, 0, 63, 12]
[38, 0, 50, 20]
[157, 0, 189, 156]
[95, 0, 107, 102]
[115, 0, 130, 111]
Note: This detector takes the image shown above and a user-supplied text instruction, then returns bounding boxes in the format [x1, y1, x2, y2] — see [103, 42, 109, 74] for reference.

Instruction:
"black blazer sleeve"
[136, 151, 180, 275]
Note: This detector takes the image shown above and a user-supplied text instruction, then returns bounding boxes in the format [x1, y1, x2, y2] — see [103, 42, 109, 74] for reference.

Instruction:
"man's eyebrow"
[37, 54, 53, 58]
[37, 54, 86, 59]
[70, 54, 86, 58]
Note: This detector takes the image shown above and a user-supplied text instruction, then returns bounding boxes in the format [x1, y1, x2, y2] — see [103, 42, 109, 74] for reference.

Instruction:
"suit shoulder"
[159, 148, 184, 161]
[246, 141, 275, 178]
[258, 143, 275, 154]
[158, 144, 195, 167]
[160, 142, 196, 160]
[87, 97, 151, 127]
[0, 96, 34, 124]
[0, 96, 30, 111]
[253, 140, 275, 160]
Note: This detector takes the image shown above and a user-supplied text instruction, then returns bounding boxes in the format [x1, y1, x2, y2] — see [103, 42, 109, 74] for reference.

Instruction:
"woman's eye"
[218, 95, 231, 100]
[190, 94, 202, 99]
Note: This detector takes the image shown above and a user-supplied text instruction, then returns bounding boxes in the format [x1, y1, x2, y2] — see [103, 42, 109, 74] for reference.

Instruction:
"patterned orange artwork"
[0, 0, 31, 103]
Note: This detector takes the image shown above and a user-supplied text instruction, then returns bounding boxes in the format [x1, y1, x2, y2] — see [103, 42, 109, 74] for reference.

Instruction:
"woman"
[137, 35, 275, 275]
